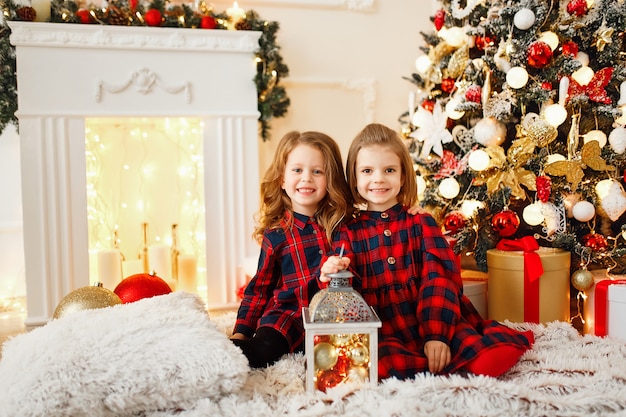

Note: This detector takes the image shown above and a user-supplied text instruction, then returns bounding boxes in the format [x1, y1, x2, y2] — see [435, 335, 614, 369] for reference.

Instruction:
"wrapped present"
[487, 236, 570, 324]
[461, 269, 488, 318]
[581, 269, 624, 335]
[589, 277, 626, 339]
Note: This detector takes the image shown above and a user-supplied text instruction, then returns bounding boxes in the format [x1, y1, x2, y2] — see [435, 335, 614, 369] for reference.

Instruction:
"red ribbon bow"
[594, 279, 626, 337]
[496, 236, 544, 323]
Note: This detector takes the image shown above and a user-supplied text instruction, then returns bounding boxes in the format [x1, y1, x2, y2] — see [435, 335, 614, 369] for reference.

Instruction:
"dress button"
[313, 229, 318, 234]
[319, 250, 324, 255]
[381, 212, 389, 219]
[387, 257, 396, 265]
[384, 229, 392, 237]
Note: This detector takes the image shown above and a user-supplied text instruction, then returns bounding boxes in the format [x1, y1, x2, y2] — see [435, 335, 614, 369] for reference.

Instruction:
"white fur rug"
[165, 313, 626, 417]
[2, 293, 626, 417]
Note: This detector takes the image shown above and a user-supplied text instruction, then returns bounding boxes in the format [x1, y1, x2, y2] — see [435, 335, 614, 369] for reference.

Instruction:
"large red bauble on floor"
[114, 273, 172, 303]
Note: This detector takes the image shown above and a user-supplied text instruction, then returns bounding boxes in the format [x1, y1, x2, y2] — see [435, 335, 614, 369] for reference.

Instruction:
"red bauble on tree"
[536, 175, 552, 203]
[541, 81, 552, 90]
[200, 15, 217, 29]
[433, 9, 446, 31]
[144, 8, 162, 26]
[567, 0, 588, 16]
[491, 209, 520, 237]
[465, 85, 482, 103]
[527, 41, 553, 68]
[441, 77, 456, 93]
[562, 41, 578, 57]
[582, 233, 609, 251]
[421, 99, 435, 112]
[443, 211, 467, 234]
[475, 35, 494, 50]
[113, 272, 172, 303]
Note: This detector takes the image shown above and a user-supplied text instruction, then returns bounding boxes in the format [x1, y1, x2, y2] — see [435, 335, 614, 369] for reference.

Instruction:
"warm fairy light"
[539, 31, 559, 51]
[506, 67, 529, 89]
[544, 104, 568, 127]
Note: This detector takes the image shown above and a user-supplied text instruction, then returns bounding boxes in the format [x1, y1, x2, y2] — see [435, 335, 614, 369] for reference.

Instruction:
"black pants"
[231, 326, 290, 368]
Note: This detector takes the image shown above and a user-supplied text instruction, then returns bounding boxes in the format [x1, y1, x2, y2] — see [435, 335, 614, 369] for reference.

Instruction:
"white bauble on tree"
[513, 8, 535, 30]
[609, 126, 626, 154]
[473, 117, 507, 146]
[572, 200, 595, 222]
[438, 177, 460, 199]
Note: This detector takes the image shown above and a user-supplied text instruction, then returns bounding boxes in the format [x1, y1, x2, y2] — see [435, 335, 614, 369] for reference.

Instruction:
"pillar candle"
[177, 254, 198, 293]
[31, 0, 51, 22]
[122, 259, 143, 278]
[98, 249, 122, 290]
[148, 244, 172, 280]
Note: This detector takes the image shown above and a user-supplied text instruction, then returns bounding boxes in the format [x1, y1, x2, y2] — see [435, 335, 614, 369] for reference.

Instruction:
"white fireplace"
[9, 22, 262, 326]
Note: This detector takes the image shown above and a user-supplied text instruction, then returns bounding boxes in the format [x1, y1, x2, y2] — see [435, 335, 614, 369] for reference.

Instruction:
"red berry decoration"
[421, 99, 435, 112]
[433, 9, 446, 31]
[491, 209, 520, 237]
[76, 9, 93, 24]
[475, 35, 495, 51]
[441, 77, 456, 94]
[561, 41, 578, 57]
[527, 41, 553, 68]
[541, 81, 552, 90]
[144, 8, 162, 26]
[465, 85, 482, 103]
[200, 15, 217, 29]
[113, 272, 172, 303]
[443, 211, 467, 234]
[567, 0, 588, 16]
[582, 233, 608, 251]
[536, 175, 552, 203]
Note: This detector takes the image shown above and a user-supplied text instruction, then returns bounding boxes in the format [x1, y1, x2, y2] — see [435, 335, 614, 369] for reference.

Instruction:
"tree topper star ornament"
[410, 100, 453, 159]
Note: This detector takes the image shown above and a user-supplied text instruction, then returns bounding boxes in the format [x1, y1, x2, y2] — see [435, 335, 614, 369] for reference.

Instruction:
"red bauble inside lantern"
[114, 272, 172, 303]
[527, 41, 553, 68]
[491, 210, 520, 237]
[443, 211, 467, 234]
[582, 233, 608, 251]
[144, 8, 162, 27]
[316, 369, 345, 392]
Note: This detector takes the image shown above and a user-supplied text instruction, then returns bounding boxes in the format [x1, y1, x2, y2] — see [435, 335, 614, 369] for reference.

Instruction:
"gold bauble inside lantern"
[53, 283, 122, 319]
[314, 341, 339, 371]
[348, 342, 370, 366]
[527, 119, 558, 147]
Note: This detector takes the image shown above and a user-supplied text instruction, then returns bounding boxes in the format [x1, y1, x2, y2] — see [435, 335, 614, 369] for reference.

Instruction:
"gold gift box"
[487, 247, 570, 323]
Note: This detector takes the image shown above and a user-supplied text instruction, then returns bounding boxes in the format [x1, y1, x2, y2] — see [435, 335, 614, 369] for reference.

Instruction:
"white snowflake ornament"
[410, 101, 453, 159]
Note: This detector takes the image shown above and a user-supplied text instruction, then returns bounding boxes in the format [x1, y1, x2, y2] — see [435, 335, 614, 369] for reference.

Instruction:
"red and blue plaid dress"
[234, 212, 329, 352]
[331, 204, 533, 380]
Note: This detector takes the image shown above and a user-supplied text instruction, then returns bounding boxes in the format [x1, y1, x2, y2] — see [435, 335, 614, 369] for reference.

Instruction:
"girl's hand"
[407, 205, 427, 215]
[320, 256, 350, 283]
[424, 340, 451, 374]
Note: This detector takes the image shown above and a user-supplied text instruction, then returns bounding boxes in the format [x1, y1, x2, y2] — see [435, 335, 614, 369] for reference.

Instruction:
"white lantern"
[506, 67, 529, 89]
[468, 149, 490, 171]
[572, 200, 595, 222]
[438, 177, 460, 199]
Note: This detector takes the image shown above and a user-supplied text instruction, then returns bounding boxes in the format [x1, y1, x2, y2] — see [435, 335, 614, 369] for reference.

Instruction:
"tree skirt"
[158, 313, 626, 417]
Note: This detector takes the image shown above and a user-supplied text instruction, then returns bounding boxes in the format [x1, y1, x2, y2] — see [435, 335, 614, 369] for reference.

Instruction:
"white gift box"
[608, 285, 626, 341]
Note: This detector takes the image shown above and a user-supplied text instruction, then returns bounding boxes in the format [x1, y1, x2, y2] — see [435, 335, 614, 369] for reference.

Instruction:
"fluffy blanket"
[1, 292, 626, 417]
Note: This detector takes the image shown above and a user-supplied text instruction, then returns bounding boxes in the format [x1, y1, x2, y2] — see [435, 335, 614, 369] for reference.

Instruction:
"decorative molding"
[283, 76, 377, 122]
[234, 0, 376, 12]
[8, 22, 261, 52]
[95, 68, 192, 103]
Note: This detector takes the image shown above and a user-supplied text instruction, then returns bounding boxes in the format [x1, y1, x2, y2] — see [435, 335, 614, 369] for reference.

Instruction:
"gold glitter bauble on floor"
[53, 283, 122, 319]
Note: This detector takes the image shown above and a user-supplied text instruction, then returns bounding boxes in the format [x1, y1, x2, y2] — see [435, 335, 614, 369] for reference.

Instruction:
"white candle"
[148, 244, 172, 280]
[31, 0, 51, 22]
[408, 91, 416, 121]
[177, 254, 198, 293]
[98, 249, 122, 290]
[226, 1, 245, 29]
[122, 259, 143, 278]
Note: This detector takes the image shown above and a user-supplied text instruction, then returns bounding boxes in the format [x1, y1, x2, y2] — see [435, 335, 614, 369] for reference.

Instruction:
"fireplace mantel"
[10, 22, 262, 325]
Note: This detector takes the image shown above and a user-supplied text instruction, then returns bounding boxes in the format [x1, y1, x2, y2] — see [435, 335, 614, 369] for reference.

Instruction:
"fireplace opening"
[85, 117, 206, 298]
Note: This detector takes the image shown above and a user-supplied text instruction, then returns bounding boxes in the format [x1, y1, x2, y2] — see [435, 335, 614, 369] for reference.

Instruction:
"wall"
[0, 1, 433, 301]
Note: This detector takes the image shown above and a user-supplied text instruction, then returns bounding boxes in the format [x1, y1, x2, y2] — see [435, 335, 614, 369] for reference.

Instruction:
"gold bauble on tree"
[527, 119, 558, 147]
[53, 282, 122, 319]
[571, 268, 594, 291]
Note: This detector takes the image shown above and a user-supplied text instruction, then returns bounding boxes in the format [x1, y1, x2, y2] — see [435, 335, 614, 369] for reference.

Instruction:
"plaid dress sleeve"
[341, 204, 532, 380]
[233, 212, 329, 352]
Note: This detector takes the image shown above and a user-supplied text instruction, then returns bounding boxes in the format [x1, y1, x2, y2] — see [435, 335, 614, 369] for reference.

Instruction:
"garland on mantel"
[0, 0, 290, 141]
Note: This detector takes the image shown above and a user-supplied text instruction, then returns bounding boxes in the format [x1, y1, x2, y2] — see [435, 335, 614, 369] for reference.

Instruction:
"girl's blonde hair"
[346, 123, 418, 208]
[253, 131, 352, 243]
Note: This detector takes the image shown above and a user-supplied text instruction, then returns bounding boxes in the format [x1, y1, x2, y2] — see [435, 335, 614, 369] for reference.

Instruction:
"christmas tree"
[401, 0, 626, 287]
